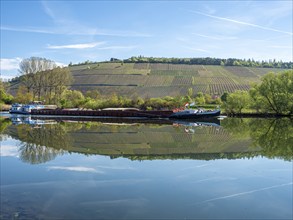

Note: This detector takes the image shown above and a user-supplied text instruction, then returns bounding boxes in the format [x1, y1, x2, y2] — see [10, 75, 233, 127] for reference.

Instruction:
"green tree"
[85, 90, 100, 99]
[204, 93, 212, 104]
[61, 89, 84, 108]
[249, 86, 267, 113]
[254, 70, 293, 114]
[220, 91, 229, 102]
[187, 88, 193, 98]
[194, 92, 205, 105]
[0, 80, 13, 104]
[14, 85, 33, 104]
[224, 90, 250, 114]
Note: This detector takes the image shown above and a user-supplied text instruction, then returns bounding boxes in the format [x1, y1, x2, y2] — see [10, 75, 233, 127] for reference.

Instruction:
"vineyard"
[8, 62, 287, 98]
[66, 63, 288, 97]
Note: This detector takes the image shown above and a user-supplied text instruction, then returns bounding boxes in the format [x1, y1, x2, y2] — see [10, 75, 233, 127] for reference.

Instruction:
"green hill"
[8, 62, 286, 98]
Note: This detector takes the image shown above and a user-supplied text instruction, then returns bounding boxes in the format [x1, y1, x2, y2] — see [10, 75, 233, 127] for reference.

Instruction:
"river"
[0, 114, 292, 219]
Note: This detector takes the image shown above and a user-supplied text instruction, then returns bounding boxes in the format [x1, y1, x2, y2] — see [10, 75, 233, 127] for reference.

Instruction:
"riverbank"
[222, 112, 293, 118]
[0, 104, 10, 111]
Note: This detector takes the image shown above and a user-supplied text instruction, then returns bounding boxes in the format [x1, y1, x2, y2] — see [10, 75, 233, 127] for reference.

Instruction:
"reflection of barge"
[30, 115, 221, 126]
[10, 115, 57, 126]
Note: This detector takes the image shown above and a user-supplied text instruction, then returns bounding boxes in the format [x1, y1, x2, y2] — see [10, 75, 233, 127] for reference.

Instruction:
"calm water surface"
[0, 114, 292, 219]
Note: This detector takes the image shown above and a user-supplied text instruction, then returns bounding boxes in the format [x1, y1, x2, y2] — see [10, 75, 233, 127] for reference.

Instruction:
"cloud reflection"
[0, 144, 19, 157]
[47, 166, 103, 173]
[195, 182, 293, 205]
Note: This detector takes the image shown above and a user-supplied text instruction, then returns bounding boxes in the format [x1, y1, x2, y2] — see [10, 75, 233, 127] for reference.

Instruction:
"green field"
[8, 63, 286, 98]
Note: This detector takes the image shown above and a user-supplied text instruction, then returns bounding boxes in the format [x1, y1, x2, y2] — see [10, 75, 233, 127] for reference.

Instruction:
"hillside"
[69, 63, 286, 97]
[8, 63, 286, 98]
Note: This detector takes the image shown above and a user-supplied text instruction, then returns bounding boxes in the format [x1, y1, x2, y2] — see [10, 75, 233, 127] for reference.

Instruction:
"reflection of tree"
[222, 118, 293, 161]
[15, 124, 72, 164]
[249, 118, 293, 161]
[220, 118, 250, 139]
[0, 118, 11, 134]
[19, 142, 64, 164]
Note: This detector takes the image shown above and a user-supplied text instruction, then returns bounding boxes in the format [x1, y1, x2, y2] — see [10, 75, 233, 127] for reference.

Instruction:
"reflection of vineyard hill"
[67, 124, 256, 157]
[8, 63, 287, 97]
[4, 118, 292, 162]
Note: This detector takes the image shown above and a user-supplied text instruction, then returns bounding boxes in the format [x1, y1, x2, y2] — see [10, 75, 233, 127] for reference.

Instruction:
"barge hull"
[31, 109, 174, 118]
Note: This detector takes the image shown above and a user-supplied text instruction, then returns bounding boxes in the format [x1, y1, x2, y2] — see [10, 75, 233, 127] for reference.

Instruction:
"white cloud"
[1, 25, 152, 38]
[47, 41, 105, 49]
[1, 26, 55, 34]
[0, 144, 19, 157]
[191, 11, 293, 36]
[0, 58, 22, 71]
[268, 45, 293, 49]
[41, 1, 57, 21]
[97, 45, 137, 50]
[183, 46, 211, 53]
[193, 33, 238, 41]
[48, 166, 103, 173]
[55, 62, 67, 67]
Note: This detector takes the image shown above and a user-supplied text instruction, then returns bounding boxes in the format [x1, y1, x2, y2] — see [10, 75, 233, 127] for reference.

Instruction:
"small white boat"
[169, 108, 221, 119]
[9, 103, 23, 114]
[9, 101, 46, 114]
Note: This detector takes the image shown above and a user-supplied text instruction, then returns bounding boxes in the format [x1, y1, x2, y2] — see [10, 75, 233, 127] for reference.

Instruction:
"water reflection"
[222, 118, 293, 161]
[1, 115, 292, 163]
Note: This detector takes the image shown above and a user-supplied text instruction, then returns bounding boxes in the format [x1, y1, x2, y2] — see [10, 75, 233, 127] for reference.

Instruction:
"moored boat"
[9, 101, 47, 114]
[169, 108, 221, 119]
[9, 103, 23, 114]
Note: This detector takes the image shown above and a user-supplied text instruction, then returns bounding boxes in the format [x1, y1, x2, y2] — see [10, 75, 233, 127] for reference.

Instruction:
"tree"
[60, 89, 84, 108]
[220, 91, 229, 102]
[187, 88, 193, 98]
[14, 85, 33, 104]
[19, 57, 57, 94]
[85, 90, 100, 99]
[254, 70, 293, 114]
[204, 93, 212, 104]
[224, 90, 250, 114]
[17, 57, 72, 104]
[50, 67, 72, 104]
[194, 92, 205, 105]
[0, 80, 13, 104]
[249, 86, 266, 113]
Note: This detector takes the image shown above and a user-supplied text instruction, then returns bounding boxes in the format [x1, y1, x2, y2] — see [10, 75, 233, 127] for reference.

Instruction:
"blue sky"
[1, 0, 292, 80]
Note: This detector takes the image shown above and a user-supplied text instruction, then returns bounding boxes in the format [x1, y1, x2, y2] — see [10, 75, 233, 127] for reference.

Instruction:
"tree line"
[71, 56, 293, 69]
[123, 56, 292, 69]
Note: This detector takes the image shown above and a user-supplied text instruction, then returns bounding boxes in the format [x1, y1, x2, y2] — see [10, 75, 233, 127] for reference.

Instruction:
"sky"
[1, 0, 292, 80]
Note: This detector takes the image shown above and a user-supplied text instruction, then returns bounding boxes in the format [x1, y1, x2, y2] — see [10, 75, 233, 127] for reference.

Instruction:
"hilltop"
[8, 61, 287, 98]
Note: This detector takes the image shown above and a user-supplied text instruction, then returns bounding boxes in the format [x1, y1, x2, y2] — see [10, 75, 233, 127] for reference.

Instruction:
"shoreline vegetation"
[1, 57, 292, 117]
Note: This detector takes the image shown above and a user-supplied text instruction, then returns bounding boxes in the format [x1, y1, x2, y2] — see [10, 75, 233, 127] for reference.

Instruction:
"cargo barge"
[11, 103, 221, 120]
[31, 108, 174, 118]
